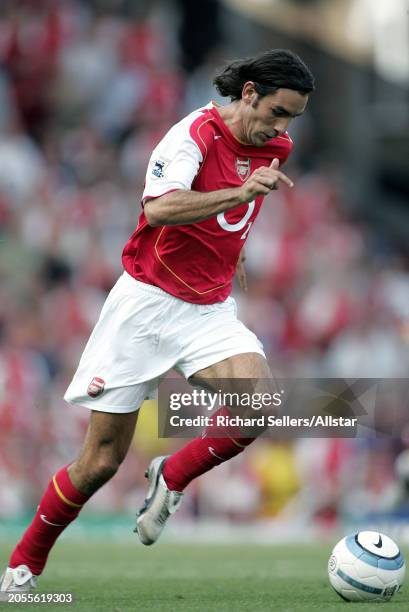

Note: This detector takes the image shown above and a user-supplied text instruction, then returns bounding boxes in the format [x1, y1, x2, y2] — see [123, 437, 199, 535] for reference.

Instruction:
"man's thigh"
[189, 353, 280, 436]
[190, 352, 272, 380]
[189, 352, 277, 400]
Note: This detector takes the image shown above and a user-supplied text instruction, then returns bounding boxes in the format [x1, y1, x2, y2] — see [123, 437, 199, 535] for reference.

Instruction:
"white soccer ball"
[328, 531, 405, 602]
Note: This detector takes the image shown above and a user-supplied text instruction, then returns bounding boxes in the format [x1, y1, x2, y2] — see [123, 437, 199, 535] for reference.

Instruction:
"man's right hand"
[238, 158, 294, 203]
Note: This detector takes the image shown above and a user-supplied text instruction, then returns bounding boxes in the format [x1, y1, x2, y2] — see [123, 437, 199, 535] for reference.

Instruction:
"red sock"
[163, 407, 255, 492]
[9, 466, 89, 575]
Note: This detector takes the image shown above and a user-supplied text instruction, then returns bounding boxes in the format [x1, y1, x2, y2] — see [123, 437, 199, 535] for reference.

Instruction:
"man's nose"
[273, 118, 290, 135]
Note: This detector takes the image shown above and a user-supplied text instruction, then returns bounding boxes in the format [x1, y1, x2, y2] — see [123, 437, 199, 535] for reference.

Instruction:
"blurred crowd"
[0, 0, 408, 530]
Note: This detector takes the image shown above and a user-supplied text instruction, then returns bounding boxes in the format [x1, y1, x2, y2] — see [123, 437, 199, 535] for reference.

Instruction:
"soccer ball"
[328, 531, 405, 602]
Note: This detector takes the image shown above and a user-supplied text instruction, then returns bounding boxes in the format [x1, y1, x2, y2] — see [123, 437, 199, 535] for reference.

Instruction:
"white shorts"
[64, 272, 265, 413]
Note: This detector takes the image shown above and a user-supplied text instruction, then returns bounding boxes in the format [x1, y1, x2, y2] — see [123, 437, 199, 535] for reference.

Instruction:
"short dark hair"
[213, 49, 315, 101]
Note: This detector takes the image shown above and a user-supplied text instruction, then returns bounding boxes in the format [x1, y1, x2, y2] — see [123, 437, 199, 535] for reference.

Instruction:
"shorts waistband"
[120, 271, 233, 311]
[121, 271, 182, 301]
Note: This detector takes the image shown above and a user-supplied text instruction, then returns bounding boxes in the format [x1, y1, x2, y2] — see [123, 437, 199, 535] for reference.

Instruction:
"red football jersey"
[122, 102, 293, 304]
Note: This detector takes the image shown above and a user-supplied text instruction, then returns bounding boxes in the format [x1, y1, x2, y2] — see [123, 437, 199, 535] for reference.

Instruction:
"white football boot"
[0, 565, 37, 600]
[135, 456, 183, 545]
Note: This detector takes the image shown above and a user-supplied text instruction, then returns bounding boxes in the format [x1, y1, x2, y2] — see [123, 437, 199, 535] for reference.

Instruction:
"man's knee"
[93, 451, 122, 482]
[70, 410, 138, 495]
[71, 447, 126, 495]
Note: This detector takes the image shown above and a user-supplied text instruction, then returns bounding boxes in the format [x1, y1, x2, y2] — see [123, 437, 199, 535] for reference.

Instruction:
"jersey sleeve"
[142, 117, 204, 202]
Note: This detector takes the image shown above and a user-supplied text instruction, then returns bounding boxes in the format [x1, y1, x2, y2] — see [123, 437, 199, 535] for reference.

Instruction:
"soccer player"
[0, 49, 314, 593]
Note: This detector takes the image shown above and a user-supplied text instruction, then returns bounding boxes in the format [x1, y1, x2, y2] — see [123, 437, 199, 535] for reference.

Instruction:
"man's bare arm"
[145, 188, 245, 227]
[144, 158, 293, 227]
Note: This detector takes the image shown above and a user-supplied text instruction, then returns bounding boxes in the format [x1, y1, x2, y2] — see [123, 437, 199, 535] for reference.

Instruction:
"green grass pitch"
[0, 541, 407, 611]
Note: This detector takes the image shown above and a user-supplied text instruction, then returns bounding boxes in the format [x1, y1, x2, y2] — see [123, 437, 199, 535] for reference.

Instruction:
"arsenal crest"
[235, 158, 251, 181]
[87, 377, 105, 398]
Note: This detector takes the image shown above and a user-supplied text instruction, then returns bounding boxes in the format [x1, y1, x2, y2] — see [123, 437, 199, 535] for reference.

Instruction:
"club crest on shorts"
[235, 158, 251, 181]
[87, 377, 105, 398]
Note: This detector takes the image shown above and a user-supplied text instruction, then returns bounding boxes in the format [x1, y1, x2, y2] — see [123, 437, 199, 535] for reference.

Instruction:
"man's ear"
[242, 81, 257, 105]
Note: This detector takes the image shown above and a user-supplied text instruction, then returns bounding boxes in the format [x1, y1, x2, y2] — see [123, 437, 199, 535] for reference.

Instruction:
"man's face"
[240, 85, 308, 147]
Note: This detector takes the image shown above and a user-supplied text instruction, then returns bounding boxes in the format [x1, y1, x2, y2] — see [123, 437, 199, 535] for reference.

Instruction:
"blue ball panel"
[336, 568, 384, 595]
[345, 535, 405, 570]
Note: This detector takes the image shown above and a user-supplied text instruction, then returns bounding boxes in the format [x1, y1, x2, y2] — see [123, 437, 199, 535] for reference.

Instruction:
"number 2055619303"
[5, 593, 73, 604]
